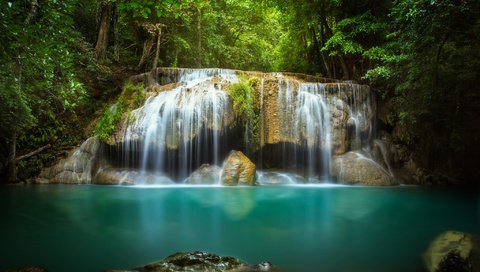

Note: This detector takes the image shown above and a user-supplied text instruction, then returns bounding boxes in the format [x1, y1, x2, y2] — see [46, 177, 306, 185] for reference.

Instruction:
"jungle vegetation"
[0, 0, 479, 183]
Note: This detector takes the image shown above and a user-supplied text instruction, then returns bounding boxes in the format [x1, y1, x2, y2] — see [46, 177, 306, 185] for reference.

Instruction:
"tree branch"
[15, 144, 52, 162]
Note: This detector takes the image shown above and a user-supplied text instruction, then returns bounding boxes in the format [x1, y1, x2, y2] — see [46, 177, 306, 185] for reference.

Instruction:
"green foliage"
[117, 0, 193, 20]
[94, 81, 145, 141]
[0, 0, 92, 180]
[362, 0, 480, 181]
[94, 100, 125, 141]
[230, 76, 256, 118]
[122, 81, 146, 108]
[153, 0, 282, 71]
[229, 75, 261, 148]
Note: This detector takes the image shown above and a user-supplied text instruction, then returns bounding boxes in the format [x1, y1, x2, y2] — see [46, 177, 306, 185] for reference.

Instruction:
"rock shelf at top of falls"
[37, 67, 399, 186]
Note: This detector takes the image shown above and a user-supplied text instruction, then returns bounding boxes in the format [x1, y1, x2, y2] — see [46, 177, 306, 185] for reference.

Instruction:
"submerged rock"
[221, 150, 256, 186]
[331, 152, 397, 186]
[94, 168, 174, 185]
[185, 164, 221, 185]
[256, 171, 303, 185]
[36, 136, 100, 184]
[424, 231, 480, 272]
[107, 251, 278, 272]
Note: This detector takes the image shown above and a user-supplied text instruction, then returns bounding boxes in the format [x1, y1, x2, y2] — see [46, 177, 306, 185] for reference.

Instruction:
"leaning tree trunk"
[136, 35, 156, 71]
[6, 131, 17, 183]
[152, 26, 162, 71]
[95, 3, 114, 61]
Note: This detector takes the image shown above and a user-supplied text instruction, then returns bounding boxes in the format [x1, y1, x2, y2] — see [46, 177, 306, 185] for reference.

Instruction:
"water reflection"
[0, 186, 477, 272]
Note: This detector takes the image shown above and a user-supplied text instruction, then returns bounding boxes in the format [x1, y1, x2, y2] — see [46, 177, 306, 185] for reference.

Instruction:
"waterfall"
[276, 80, 332, 180]
[117, 69, 378, 183]
[42, 68, 382, 185]
[38, 67, 391, 185]
[122, 69, 236, 180]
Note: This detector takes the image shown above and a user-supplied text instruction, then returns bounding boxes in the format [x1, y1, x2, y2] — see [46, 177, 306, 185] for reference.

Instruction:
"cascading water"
[122, 69, 237, 180]
[122, 69, 377, 182]
[42, 67, 389, 185]
[276, 80, 332, 179]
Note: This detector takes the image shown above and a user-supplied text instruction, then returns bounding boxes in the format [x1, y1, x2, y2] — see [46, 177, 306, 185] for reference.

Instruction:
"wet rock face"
[144, 251, 242, 271]
[94, 168, 174, 185]
[256, 171, 304, 185]
[36, 136, 100, 184]
[106, 251, 278, 272]
[185, 164, 221, 185]
[331, 152, 397, 186]
[221, 150, 256, 186]
[424, 231, 480, 272]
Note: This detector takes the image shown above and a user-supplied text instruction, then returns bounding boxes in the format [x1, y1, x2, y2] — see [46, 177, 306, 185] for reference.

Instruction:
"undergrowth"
[94, 81, 145, 141]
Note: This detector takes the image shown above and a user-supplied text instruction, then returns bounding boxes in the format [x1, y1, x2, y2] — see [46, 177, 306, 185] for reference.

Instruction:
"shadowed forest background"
[0, 0, 479, 184]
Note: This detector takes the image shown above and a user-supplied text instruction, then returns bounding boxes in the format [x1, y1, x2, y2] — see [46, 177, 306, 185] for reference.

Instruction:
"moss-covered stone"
[106, 251, 278, 272]
[331, 151, 397, 186]
[221, 150, 256, 186]
[424, 231, 480, 272]
[185, 164, 221, 185]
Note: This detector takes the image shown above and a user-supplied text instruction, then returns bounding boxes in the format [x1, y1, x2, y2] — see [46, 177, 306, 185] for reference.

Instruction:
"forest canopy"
[0, 0, 479, 183]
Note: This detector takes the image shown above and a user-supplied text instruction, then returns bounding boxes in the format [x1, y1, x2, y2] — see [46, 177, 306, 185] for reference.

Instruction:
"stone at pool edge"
[106, 251, 279, 272]
[221, 150, 256, 186]
[185, 164, 222, 185]
[331, 151, 397, 186]
[424, 231, 480, 272]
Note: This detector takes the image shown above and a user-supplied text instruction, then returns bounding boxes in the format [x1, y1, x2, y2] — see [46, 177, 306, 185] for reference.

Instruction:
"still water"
[0, 185, 478, 271]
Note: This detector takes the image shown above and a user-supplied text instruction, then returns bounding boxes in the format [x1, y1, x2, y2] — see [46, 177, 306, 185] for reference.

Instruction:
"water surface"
[0, 185, 478, 271]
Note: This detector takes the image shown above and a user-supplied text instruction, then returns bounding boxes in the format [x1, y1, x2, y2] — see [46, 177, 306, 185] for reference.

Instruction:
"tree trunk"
[311, 26, 331, 78]
[152, 27, 162, 71]
[137, 35, 156, 71]
[24, 0, 39, 24]
[322, 18, 351, 79]
[338, 55, 350, 80]
[95, 3, 114, 61]
[319, 22, 332, 78]
[15, 144, 52, 162]
[113, 8, 119, 62]
[7, 131, 17, 183]
[146, 27, 163, 86]
[197, 7, 202, 67]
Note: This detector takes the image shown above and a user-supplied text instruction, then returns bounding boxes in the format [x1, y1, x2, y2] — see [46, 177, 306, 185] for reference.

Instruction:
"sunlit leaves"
[0, 0, 89, 151]
[117, 0, 192, 20]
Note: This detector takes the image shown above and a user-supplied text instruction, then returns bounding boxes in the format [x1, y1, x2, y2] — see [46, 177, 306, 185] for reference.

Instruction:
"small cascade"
[121, 69, 237, 180]
[346, 83, 375, 150]
[276, 80, 332, 180]
[155, 68, 238, 85]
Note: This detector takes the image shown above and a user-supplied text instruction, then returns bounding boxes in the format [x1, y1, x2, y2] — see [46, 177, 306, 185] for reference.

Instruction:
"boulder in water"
[221, 150, 256, 186]
[331, 152, 397, 186]
[257, 171, 303, 185]
[106, 251, 278, 272]
[424, 231, 480, 272]
[94, 168, 174, 185]
[185, 164, 221, 185]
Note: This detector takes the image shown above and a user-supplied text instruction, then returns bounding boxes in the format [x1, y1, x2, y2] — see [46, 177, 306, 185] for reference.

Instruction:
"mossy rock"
[106, 251, 278, 272]
[221, 150, 256, 186]
[424, 231, 480, 272]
